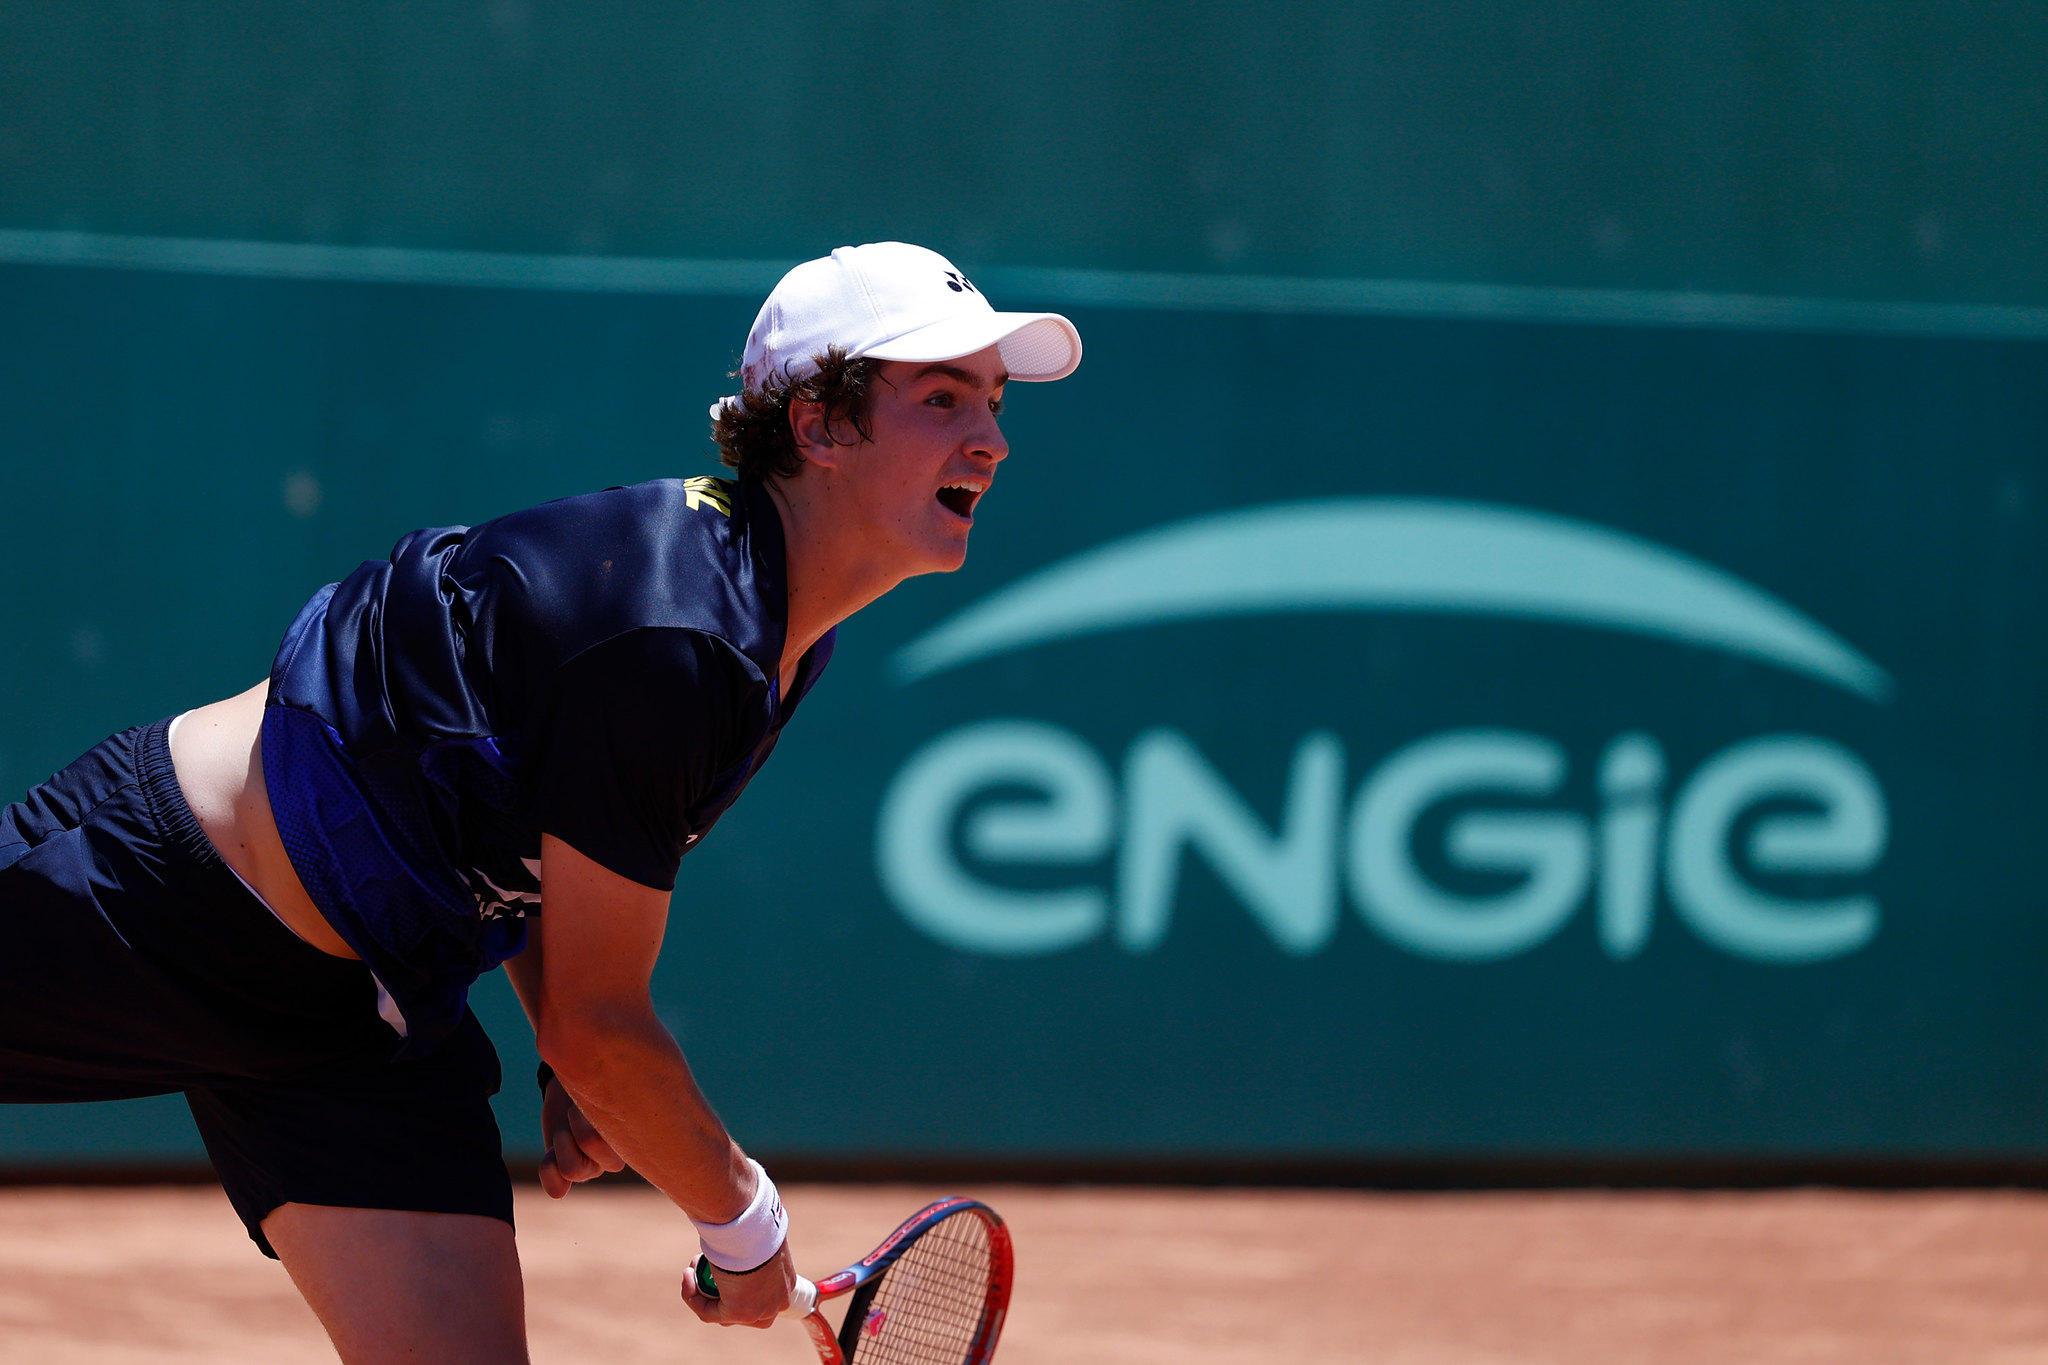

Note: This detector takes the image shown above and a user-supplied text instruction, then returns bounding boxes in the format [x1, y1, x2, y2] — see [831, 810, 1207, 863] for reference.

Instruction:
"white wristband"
[693, 1158, 788, 1273]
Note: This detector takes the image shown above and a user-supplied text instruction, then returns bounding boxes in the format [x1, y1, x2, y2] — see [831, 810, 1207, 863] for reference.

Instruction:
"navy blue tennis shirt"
[262, 476, 833, 1055]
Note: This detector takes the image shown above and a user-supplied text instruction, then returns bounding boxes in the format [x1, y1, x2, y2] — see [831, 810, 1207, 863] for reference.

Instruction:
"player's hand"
[537, 1074, 625, 1198]
[680, 1242, 797, 1329]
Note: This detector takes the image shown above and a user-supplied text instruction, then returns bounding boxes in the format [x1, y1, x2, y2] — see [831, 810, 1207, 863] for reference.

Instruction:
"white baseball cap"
[711, 242, 1081, 419]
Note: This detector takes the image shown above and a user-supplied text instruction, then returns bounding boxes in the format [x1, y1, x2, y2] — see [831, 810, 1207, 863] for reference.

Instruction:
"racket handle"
[692, 1256, 819, 1318]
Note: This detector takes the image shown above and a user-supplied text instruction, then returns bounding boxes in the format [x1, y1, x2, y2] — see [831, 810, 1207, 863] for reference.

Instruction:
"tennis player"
[0, 242, 1080, 1363]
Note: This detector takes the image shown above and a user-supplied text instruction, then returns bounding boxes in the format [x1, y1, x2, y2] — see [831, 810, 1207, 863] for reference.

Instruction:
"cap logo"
[943, 270, 978, 295]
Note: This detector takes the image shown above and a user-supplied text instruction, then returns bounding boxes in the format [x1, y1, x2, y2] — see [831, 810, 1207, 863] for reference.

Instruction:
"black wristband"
[536, 1060, 556, 1097]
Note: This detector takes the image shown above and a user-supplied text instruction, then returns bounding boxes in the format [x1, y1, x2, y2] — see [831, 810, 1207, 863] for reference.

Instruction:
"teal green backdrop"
[1, 2, 2043, 1167]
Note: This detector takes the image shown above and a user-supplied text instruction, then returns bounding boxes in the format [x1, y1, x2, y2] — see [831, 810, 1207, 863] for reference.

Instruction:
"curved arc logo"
[892, 499, 1891, 701]
[875, 499, 1892, 967]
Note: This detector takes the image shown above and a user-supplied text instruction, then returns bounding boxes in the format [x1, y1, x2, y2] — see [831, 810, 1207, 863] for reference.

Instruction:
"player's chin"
[916, 524, 973, 574]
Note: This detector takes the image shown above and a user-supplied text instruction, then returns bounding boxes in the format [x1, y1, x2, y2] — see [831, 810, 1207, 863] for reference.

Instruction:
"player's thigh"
[265, 1203, 528, 1365]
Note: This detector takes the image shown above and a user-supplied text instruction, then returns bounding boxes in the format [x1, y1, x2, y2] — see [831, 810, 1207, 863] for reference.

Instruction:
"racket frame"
[699, 1196, 1012, 1365]
[820, 1197, 1012, 1365]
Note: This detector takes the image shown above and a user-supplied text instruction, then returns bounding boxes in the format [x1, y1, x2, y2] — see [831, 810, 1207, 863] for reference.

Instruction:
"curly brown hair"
[710, 346, 881, 482]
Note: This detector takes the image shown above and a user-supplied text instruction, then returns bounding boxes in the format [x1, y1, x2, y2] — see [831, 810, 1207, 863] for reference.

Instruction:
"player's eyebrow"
[908, 362, 1009, 389]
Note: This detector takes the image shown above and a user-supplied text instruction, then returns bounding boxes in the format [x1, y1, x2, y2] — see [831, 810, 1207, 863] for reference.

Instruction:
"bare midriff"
[167, 681, 360, 961]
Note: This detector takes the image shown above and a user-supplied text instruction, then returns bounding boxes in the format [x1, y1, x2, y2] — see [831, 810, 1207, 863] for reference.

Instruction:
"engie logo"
[875, 500, 1892, 966]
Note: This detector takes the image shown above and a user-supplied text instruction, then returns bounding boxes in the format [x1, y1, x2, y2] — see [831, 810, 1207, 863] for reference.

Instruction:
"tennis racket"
[692, 1195, 1012, 1365]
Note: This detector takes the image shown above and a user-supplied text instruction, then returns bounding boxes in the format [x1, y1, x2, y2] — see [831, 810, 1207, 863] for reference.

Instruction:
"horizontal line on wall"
[980, 264, 2048, 341]
[0, 228, 788, 295]
[4, 228, 2046, 341]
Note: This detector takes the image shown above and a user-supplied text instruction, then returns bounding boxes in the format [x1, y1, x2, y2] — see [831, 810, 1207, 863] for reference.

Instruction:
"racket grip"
[692, 1256, 819, 1318]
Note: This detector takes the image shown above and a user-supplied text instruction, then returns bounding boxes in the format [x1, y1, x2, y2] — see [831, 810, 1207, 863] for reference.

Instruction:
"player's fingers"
[550, 1124, 604, 1183]
[566, 1104, 626, 1172]
[679, 1265, 729, 1325]
[681, 1258, 783, 1329]
[538, 1150, 571, 1199]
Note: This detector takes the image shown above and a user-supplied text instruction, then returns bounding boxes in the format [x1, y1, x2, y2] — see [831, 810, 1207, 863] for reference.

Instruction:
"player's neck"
[762, 476, 902, 686]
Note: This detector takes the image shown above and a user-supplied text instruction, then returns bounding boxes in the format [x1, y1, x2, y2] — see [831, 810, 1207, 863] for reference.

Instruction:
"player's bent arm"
[532, 832, 748, 1220]
[531, 833, 795, 1324]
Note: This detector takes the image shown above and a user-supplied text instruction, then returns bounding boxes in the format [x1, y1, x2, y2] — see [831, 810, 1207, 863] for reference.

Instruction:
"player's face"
[851, 345, 1010, 577]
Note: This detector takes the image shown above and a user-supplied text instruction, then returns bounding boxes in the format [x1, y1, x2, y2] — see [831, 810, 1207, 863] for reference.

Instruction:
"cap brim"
[860, 312, 1081, 381]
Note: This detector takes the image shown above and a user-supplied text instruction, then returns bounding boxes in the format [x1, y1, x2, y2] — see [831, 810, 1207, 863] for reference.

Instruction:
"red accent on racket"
[693, 1196, 1012, 1365]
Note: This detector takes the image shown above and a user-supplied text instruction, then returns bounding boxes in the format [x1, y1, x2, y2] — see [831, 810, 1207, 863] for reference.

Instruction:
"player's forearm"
[538, 1007, 752, 1223]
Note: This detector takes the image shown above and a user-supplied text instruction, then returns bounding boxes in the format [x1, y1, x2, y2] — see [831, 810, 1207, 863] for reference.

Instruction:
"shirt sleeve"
[525, 627, 764, 891]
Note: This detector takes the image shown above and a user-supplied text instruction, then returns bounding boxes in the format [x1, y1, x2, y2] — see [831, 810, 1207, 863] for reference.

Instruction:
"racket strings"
[847, 1214, 995, 1364]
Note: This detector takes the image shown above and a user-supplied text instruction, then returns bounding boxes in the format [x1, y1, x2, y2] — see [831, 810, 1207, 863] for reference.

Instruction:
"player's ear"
[786, 397, 845, 470]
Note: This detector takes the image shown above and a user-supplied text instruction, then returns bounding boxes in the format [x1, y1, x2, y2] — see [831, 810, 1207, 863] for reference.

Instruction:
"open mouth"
[936, 482, 985, 520]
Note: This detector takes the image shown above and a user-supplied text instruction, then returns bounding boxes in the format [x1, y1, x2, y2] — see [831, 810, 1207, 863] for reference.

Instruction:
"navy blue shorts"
[0, 719, 513, 1256]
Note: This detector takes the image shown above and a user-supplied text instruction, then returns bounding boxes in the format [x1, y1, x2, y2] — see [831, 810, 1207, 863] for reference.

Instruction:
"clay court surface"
[0, 1183, 2045, 1363]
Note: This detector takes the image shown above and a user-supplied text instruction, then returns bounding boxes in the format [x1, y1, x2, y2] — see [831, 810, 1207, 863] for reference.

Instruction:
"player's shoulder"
[577, 474, 741, 519]
[456, 476, 785, 675]
[474, 475, 742, 543]
[456, 476, 761, 582]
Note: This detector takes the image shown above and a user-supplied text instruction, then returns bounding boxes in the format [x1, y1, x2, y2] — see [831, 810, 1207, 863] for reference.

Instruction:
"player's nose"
[967, 405, 1009, 464]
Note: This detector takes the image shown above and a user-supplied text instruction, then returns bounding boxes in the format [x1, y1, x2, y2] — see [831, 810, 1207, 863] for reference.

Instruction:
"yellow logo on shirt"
[683, 476, 735, 517]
